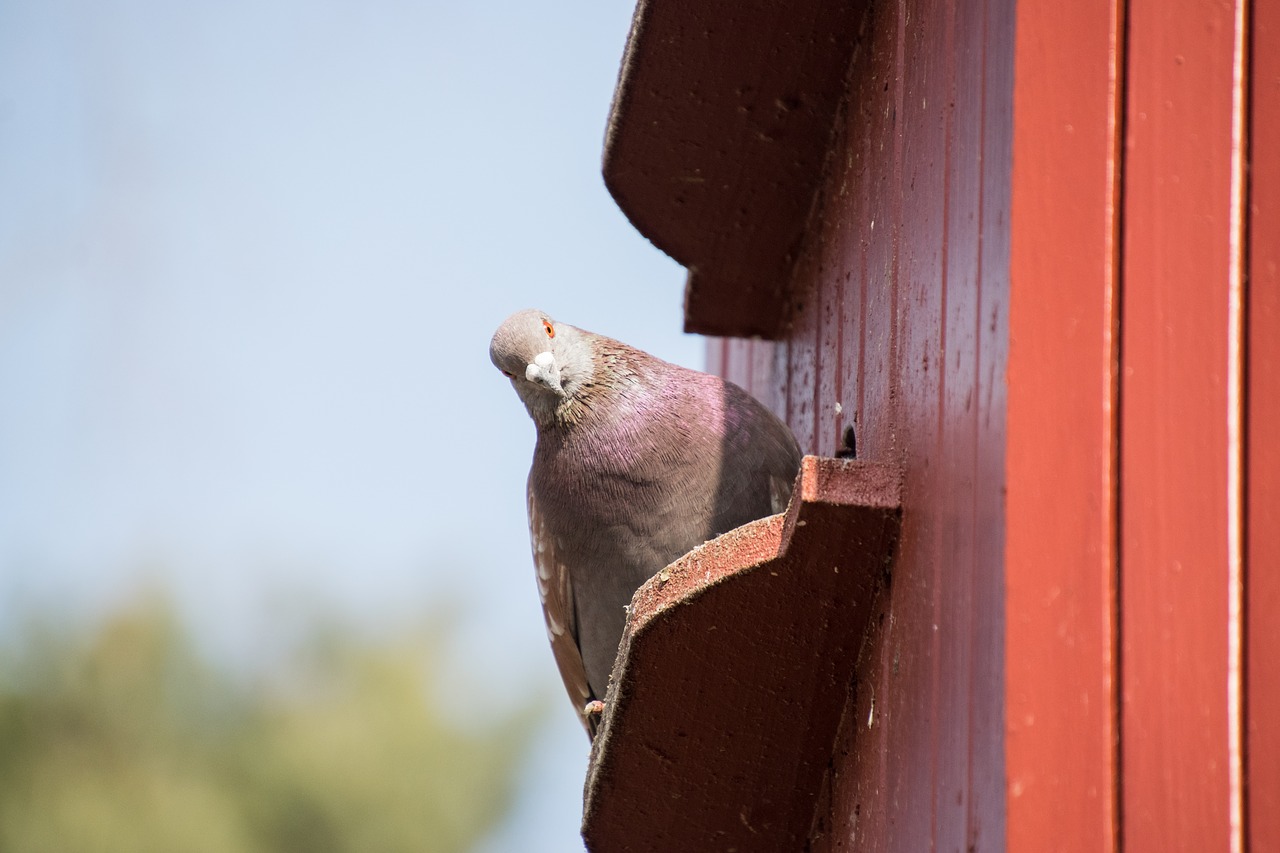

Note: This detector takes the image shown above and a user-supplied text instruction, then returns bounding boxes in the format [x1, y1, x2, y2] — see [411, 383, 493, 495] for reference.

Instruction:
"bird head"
[490, 309, 593, 425]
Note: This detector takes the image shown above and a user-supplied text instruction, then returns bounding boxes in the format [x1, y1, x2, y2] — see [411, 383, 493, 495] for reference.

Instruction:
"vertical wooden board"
[749, 339, 767, 402]
[880, 0, 955, 848]
[815, 232, 847, 459]
[788, 101, 870, 850]
[787, 275, 821, 451]
[753, 338, 781, 419]
[1005, 0, 1121, 848]
[936, 0, 985, 849]
[720, 336, 751, 392]
[899, 0, 959, 850]
[706, 336, 726, 378]
[877, 539, 939, 853]
[864, 588, 902, 853]
[804, 23, 885, 849]
[768, 339, 792, 431]
[849, 118, 874, 462]
[858, 0, 902, 465]
[973, 0, 1014, 847]
[790, 231, 824, 449]
[895, 0, 948, 462]
[875, 3, 931, 851]
[1121, 0, 1242, 848]
[1247, 1, 1280, 845]
[815, 577, 900, 853]
[820, 106, 864, 462]
[807, 2, 923, 848]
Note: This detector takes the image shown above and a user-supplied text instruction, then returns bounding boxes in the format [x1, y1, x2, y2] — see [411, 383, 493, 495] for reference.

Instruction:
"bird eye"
[501, 370, 515, 379]
[542, 319, 555, 338]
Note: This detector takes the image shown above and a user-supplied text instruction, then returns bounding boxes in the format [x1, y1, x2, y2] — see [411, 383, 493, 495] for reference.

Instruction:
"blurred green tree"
[0, 596, 537, 853]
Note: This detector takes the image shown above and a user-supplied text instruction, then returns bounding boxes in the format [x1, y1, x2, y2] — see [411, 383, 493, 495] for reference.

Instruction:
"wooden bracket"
[582, 456, 902, 851]
[602, 0, 867, 338]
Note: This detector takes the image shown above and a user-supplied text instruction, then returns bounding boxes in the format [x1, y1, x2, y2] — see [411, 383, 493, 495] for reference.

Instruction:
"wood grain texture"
[716, 0, 1011, 848]
[1247, 1, 1280, 846]
[1006, 0, 1123, 849]
[1121, 0, 1245, 848]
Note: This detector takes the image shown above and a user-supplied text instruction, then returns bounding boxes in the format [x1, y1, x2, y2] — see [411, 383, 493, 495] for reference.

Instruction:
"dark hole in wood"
[836, 424, 858, 459]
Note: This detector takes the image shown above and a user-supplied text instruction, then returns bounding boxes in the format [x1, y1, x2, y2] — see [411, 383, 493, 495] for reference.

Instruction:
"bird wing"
[528, 485, 594, 735]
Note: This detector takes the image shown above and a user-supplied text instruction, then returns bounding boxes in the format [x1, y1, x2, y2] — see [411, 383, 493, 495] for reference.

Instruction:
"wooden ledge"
[602, 0, 867, 338]
[581, 457, 902, 851]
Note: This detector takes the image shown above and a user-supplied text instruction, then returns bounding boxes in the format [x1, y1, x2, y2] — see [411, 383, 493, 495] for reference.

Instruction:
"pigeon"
[489, 309, 803, 737]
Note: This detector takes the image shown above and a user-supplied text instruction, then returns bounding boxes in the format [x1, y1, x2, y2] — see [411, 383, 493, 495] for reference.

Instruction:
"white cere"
[534, 351, 556, 368]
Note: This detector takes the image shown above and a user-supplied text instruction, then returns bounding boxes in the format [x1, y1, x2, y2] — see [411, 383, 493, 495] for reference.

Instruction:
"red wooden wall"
[705, 0, 1274, 850]
[1009, 0, 1266, 849]
[603, 0, 1275, 847]
[708, 0, 1012, 847]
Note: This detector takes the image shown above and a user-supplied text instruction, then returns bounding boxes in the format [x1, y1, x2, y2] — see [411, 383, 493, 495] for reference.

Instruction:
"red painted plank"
[1121, 0, 1245, 849]
[1247, 1, 1280, 846]
[872, 4, 943, 850]
[1006, 0, 1122, 850]
[897, 0, 955, 849]
[849, 125, 872, 463]
[855, 14, 906, 847]
[858, 0, 902, 467]
[935, 0, 979, 844]
[801, 6, 903, 845]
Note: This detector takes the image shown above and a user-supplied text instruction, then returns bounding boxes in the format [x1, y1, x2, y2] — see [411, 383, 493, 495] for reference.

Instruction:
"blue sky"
[0, 1, 702, 848]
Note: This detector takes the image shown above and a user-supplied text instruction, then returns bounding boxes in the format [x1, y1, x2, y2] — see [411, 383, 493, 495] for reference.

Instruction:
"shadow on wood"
[582, 456, 902, 852]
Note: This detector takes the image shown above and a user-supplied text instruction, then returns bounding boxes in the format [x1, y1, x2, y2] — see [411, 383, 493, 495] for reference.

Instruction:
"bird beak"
[525, 351, 564, 395]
